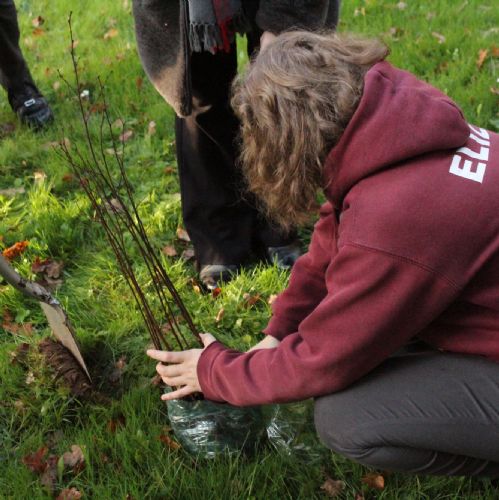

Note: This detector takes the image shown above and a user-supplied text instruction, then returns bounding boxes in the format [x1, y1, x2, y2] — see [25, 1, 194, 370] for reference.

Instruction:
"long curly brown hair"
[232, 31, 389, 230]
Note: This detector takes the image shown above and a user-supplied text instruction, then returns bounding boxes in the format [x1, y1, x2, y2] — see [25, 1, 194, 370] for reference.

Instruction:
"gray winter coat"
[132, 0, 340, 117]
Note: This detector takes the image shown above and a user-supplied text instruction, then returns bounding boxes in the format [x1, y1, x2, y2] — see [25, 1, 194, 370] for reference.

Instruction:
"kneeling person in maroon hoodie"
[148, 32, 499, 476]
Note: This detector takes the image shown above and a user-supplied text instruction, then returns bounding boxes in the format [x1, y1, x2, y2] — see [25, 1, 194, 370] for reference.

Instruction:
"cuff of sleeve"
[197, 341, 228, 403]
[263, 315, 298, 341]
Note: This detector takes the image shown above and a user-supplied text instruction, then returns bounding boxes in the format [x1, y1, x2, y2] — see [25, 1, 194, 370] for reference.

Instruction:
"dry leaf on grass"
[57, 488, 83, 500]
[2, 240, 29, 260]
[61, 444, 85, 473]
[159, 432, 181, 450]
[32, 257, 64, 279]
[104, 28, 119, 39]
[22, 446, 48, 474]
[32, 15, 44, 27]
[107, 414, 126, 433]
[162, 245, 177, 257]
[147, 121, 156, 135]
[476, 49, 489, 69]
[320, 477, 345, 497]
[40, 454, 58, 492]
[215, 307, 225, 322]
[176, 227, 191, 242]
[431, 32, 446, 44]
[361, 473, 385, 490]
[119, 129, 133, 142]
[242, 293, 261, 308]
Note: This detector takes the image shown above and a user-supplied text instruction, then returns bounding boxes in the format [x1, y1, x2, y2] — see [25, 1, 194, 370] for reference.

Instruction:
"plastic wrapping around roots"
[167, 394, 326, 461]
[265, 400, 327, 463]
[167, 396, 265, 458]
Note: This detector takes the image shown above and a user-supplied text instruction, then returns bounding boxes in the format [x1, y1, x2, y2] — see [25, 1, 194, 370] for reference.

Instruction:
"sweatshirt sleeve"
[197, 243, 460, 406]
[263, 203, 334, 340]
[255, 0, 331, 33]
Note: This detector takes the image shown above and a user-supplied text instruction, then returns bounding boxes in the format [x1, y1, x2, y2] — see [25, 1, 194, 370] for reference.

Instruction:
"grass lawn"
[1, 0, 498, 498]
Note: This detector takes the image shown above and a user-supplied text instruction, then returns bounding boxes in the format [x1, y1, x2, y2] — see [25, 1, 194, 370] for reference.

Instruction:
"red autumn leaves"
[22, 444, 85, 497]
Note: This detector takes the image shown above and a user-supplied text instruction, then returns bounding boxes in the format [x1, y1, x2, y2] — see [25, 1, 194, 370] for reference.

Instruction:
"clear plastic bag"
[166, 394, 265, 458]
[265, 399, 327, 462]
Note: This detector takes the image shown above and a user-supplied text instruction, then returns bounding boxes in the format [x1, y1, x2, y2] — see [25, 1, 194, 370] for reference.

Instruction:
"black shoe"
[15, 96, 53, 130]
[267, 243, 301, 269]
[199, 265, 237, 290]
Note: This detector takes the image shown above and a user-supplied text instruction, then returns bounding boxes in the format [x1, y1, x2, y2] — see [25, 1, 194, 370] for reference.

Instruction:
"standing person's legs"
[175, 46, 297, 285]
[0, 0, 35, 98]
[0, 0, 52, 127]
[314, 349, 499, 476]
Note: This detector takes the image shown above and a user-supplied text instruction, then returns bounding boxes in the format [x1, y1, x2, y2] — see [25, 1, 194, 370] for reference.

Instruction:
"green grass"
[1, 0, 498, 498]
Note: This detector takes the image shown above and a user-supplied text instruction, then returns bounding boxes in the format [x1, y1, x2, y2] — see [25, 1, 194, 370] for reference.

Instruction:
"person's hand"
[248, 334, 280, 352]
[260, 31, 277, 50]
[147, 333, 217, 401]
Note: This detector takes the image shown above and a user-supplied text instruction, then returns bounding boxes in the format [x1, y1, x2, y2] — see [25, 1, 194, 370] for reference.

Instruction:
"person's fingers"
[161, 385, 197, 401]
[161, 375, 186, 387]
[156, 362, 183, 378]
[147, 349, 187, 363]
[199, 332, 217, 348]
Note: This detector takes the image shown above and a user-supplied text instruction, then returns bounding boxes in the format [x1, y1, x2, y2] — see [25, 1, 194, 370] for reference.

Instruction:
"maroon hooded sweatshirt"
[197, 61, 499, 406]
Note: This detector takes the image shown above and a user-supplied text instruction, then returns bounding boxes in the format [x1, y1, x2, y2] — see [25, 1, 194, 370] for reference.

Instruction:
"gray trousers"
[314, 348, 499, 476]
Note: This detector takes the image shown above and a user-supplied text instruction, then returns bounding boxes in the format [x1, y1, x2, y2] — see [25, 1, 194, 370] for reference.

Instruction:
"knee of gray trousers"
[314, 393, 364, 459]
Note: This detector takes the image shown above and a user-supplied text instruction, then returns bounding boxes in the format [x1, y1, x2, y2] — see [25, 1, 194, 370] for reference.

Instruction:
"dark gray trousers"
[314, 349, 499, 476]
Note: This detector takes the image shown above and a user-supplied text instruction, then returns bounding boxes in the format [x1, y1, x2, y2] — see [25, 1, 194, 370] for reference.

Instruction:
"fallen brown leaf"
[62, 173, 76, 183]
[243, 293, 261, 308]
[32, 27, 45, 36]
[32, 257, 64, 279]
[476, 49, 489, 69]
[32, 15, 44, 27]
[147, 120, 156, 135]
[361, 473, 385, 490]
[320, 477, 345, 497]
[176, 227, 191, 242]
[136, 76, 143, 90]
[22, 446, 48, 474]
[162, 245, 177, 257]
[40, 454, 58, 493]
[9, 342, 30, 365]
[215, 307, 225, 323]
[2, 240, 29, 260]
[103, 27, 119, 40]
[159, 432, 181, 450]
[62, 444, 85, 473]
[119, 129, 133, 142]
[57, 488, 83, 500]
[34, 171, 47, 184]
[431, 32, 446, 44]
[107, 414, 126, 433]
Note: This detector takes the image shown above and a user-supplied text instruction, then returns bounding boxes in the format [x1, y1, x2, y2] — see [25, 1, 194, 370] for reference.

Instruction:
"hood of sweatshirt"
[323, 61, 470, 208]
